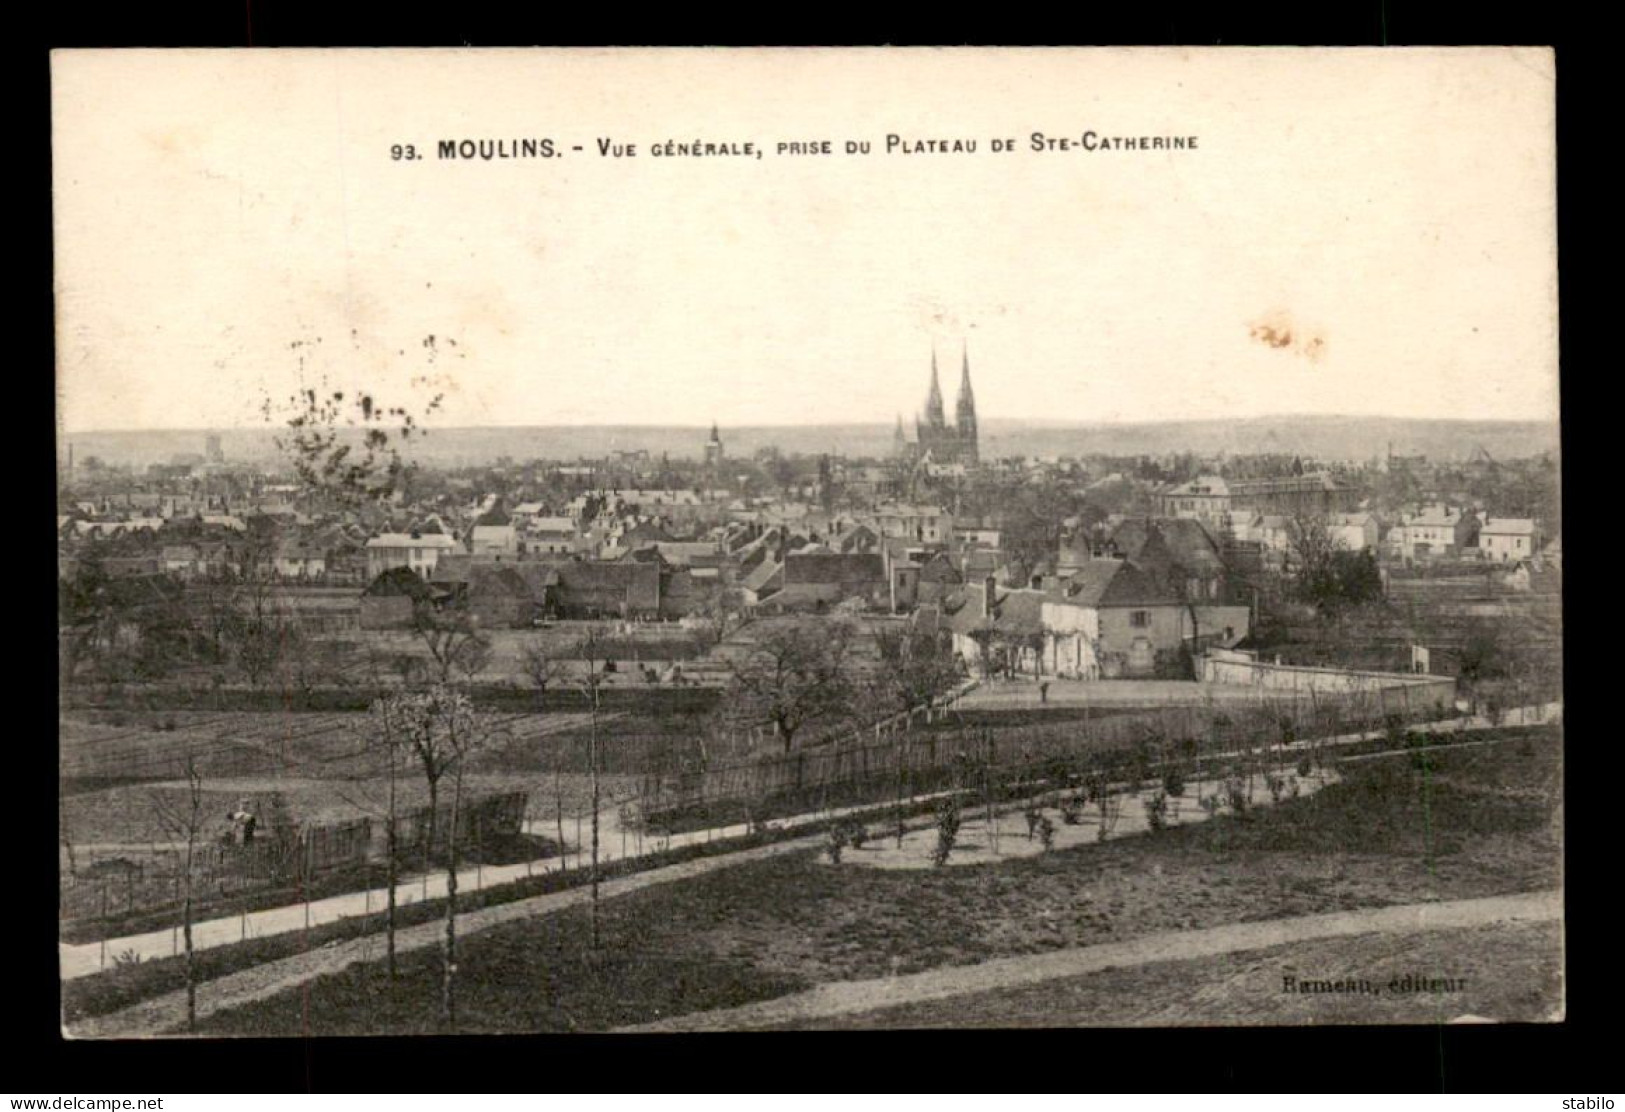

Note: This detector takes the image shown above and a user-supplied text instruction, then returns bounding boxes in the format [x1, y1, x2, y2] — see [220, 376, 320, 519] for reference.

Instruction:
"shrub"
[931, 796, 961, 867]
[825, 821, 850, 865]
[111, 949, 142, 968]
[1024, 804, 1044, 840]
[1084, 771, 1108, 805]
[1060, 794, 1086, 825]
[1296, 756, 1313, 778]
[1144, 790, 1169, 832]
[846, 822, 867, 851]
[1384, 712, 1408, 748]
[1044, 757, 1074, 789]
[1162, 768, 1186, 798]
[1225, 777, 1250, 817]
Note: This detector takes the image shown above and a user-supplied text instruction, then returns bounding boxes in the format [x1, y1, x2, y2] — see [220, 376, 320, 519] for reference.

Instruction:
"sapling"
[931, 795, 961, 867]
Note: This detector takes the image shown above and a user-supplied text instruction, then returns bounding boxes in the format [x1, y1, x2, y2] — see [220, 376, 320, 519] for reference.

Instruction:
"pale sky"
[52, 47, 1559, 434]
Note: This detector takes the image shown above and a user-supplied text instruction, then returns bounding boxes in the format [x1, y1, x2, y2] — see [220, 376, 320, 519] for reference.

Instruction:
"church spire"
[957, 341, 976, 418]
[955, 340, 979, 464]
[924, 348, 945, 427]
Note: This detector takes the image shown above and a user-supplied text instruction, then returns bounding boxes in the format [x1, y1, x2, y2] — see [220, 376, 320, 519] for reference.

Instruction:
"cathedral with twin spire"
[895, 344, 979, 466]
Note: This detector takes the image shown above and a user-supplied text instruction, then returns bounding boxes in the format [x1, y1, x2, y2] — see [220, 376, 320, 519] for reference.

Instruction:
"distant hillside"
[59, 416, 1559, 470]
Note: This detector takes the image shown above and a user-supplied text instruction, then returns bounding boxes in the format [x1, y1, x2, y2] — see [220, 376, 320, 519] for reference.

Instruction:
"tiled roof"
[942, 585, 1048, 637]
[368, 532, 460, 549]
[784, 552, 884, 585]
[741, 559, 783, 594]
[1061, 558, 1181, 609]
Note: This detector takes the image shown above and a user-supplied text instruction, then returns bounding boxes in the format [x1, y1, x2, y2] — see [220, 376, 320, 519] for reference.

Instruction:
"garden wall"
[1197, 652, 1456, 713]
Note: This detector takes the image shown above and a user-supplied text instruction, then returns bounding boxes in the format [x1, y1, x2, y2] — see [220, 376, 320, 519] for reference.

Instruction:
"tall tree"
[382, 685, 490, 1028]
[264, 370, 443, 514]
[148, 755, 209, 1032]
[725, 618, 858, 753]
[567, 630, 611, 954]
[411, 607, 492, 686]
[869, 626, 961, 721]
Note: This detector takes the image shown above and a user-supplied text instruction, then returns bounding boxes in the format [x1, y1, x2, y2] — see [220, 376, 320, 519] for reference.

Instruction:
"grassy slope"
[194, 728, 1560, 1035]
[772, 920, 1563, 1028]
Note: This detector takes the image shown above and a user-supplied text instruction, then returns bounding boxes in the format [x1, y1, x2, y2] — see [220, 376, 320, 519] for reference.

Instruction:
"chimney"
[984, 574, 997, 616]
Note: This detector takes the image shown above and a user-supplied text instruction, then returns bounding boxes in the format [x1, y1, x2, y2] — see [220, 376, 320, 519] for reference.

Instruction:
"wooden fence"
[59, 790, 529, 924]
[635, 681, 1457, 829]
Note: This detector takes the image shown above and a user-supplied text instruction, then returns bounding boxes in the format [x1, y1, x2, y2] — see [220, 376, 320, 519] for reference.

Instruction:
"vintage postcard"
[54, 47, 1561, 1036]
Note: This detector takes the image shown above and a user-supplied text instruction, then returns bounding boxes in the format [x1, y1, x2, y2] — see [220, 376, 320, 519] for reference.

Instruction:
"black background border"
[28, 3, 1601, 1094]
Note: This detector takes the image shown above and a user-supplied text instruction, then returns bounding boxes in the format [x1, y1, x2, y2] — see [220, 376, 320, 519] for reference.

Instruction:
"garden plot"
[835, 767, 1343, 870]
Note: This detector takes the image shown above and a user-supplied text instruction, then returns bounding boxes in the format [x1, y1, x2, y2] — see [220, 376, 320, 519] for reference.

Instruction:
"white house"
[870, 503, 953, 544]
[469, 523, 519, 559]
[524, 515, 581, 556]
[1157, 475, 1232, 524]
[365, 532, 459, 579]
[1477, 516, 1539, 563]
[1392, 505, 1479, 561]
[1327, 512, 1380, 553]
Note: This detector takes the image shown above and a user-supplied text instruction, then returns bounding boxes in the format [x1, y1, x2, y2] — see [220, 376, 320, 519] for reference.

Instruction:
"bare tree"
[724, 618, 858, 753]
[59, 782, 78, 879]
[869, 625, 961, 725]
[1285, 510, 1344, 611]
[263, 363, 443, 514]
[335, 697, 411, 986]
[519, 640, 571, 859]
[148, 755, 209, 1032]
[382, 685, 490, 1029]
[566, 630, 611, 954]
[691, 587, 744, 648]
[412, 607, 491, 687]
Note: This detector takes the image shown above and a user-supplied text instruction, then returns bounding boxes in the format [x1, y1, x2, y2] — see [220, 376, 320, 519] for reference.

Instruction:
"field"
[192, 726, 1561, 1034]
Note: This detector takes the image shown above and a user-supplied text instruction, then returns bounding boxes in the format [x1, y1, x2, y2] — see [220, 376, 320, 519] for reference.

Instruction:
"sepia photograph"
[53, 46, 1561, 1038]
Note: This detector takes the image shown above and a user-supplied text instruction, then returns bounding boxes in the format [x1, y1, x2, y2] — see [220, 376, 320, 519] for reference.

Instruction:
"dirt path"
[620, 890, 1563, 1032]
[64, 829, 829, 1039]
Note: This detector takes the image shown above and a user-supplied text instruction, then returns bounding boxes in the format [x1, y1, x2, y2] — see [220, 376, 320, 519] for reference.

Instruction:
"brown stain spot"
[1249, 311, 1328, 364]
[413, 372, 462, 396]
[1250, 321, 1293, 349]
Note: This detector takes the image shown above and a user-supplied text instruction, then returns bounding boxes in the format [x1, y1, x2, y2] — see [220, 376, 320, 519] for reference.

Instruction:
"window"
[1130, 610, 1150, 628]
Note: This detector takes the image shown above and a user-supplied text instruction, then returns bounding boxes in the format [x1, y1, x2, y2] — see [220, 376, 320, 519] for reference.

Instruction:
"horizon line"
[59, 412, 1559, 437]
